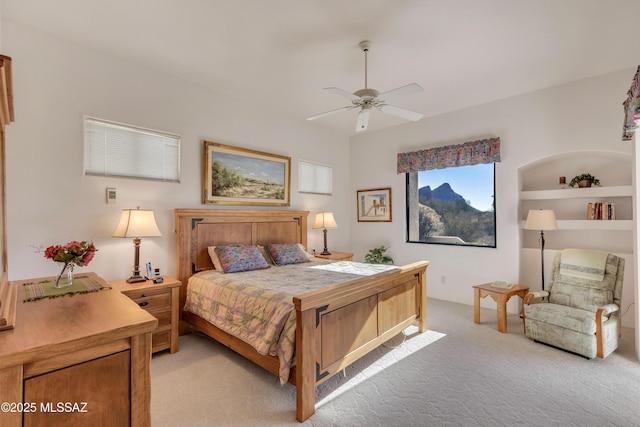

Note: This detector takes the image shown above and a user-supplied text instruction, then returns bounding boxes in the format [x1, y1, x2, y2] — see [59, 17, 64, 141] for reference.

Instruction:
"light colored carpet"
[151, 298, 640, 426]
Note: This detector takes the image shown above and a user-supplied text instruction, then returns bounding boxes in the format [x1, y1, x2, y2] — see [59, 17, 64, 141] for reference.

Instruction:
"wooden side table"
[473, 283, 529, 333]
[314, 251, 354, 261]
[112, 276, 181, 353]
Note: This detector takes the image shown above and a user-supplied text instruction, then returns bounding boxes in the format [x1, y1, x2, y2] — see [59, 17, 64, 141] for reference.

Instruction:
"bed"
[175, 208, 429, 422]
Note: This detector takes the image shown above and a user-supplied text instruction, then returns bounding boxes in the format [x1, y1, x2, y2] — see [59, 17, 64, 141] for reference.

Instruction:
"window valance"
[622, 65, 640, 141]
[397, 137, 501, 173]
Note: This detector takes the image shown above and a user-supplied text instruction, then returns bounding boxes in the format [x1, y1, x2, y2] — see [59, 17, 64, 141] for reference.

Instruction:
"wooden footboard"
[294, 260, 428, 421]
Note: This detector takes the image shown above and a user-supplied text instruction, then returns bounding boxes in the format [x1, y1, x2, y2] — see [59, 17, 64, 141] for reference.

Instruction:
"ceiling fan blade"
[356, 108, 370, 132]
[306, 105, 354, 121]
[378, 83, 423, 101]
[324, 87, 361, 101]
[379, 104, 424, 122]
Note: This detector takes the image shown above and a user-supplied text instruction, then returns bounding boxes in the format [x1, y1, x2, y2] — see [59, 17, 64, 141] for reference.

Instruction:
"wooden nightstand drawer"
[153, 309, 171, 328]
[128, 291, 170, 311]
[111, 276, 181, 354]
[152, 330, 171, 352]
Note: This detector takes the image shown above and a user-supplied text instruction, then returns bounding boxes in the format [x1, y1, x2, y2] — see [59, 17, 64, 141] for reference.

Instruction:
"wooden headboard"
[174, 209, 309, 310]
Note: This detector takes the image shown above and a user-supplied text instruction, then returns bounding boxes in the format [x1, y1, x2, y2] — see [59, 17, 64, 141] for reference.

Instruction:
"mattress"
[183, 260, 398, 383]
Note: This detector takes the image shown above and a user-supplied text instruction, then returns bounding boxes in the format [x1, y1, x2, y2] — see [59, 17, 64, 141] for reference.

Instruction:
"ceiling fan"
[307, 40, 424, 132]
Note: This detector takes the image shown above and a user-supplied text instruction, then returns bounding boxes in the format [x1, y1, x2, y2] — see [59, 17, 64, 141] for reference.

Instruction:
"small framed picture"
[357, 188, 392, 222]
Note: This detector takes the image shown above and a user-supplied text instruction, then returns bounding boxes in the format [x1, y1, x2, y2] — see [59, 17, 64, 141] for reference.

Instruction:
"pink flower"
[78, 250, 95, 266]
[43, 240, 98, 267]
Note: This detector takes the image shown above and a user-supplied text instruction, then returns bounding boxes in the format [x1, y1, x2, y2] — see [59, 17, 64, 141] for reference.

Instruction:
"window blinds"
[298, 160, 332, 195]
[84, 117, 180, 182]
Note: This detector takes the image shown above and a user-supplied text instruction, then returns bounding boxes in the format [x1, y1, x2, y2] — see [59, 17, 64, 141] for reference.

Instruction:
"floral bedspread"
[183, 260, 398, 384]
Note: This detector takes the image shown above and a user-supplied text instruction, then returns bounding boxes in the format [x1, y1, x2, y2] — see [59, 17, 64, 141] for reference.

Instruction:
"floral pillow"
[214, 245, 270, 273]
[257, 245, 276, 265]
[296, 243, 315, 260]
[207, 245, 229, 271]
[264, 243, 310, 266]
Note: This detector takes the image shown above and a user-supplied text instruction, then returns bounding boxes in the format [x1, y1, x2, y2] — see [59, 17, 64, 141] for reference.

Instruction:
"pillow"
[207, 246, 227, 271]
[257, 245, 275, 265]
[264, 243, 310, 266]
[297, 243, 315, 260]
[214, 245, 270, 273]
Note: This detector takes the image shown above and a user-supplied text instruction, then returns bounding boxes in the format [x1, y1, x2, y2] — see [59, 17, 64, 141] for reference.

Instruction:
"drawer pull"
[139, 301, 149, 307]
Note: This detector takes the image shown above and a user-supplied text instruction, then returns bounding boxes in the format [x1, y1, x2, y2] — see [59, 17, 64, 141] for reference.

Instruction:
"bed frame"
[175, 208, 429, 422]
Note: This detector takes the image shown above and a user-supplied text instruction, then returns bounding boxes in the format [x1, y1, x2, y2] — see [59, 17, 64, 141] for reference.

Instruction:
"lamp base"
[320, 228, 331, 256]
[127, 240, 146, 283]
[126, 274, 146, 284]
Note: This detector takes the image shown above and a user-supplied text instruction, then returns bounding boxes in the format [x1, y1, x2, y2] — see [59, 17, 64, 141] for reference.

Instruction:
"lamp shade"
[312, 212, 338, 230]
[524, 209, 558, 231]
[112, 208, 162, 238]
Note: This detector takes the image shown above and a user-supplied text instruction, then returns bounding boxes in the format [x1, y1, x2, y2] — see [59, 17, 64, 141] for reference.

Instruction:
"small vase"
[577, 180, 592, 188]
[54, 262, 74, 288]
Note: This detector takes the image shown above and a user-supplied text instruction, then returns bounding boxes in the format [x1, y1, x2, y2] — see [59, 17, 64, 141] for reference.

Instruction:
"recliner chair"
[523, 248, 624, 359]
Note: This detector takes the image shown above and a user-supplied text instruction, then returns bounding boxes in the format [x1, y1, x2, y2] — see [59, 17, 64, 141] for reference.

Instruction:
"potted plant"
[569, 173, 600, 188]
[364, 245, 394, 264]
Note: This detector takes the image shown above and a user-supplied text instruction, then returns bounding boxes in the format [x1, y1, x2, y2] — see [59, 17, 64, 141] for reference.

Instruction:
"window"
[84, 117, 180, 182]
[406, 163, 496, 247]
[298, 160, 332, 195]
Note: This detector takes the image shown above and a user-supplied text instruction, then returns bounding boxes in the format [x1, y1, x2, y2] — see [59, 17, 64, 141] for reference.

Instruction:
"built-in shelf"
[519, 151, 634, 289]
[520, 185, 632, 200]
[519, 219, 633, 230]
[557, 219, 633, 230]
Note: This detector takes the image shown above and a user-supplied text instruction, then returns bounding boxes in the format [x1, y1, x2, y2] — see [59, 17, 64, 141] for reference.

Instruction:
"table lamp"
[113, 207, 162, 283]
[312, 212, 338, 255]
[524, 209, 557, 290]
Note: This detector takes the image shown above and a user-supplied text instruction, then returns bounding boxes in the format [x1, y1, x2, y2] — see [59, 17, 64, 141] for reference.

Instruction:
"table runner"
[23, 275, 110, 302]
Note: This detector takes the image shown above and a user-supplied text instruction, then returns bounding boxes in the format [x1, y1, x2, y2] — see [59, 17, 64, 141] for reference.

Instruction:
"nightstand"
[314, 251, 354, 261]
[112, 276, 181, 353]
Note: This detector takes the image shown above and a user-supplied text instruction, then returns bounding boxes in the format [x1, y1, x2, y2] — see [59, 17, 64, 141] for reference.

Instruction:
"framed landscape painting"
[357, 188, 392, 222]
[203, 141, 291, 206]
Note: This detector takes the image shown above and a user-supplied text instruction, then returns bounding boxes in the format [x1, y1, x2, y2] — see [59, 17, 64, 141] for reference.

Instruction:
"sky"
[418, 163, 495, 211]
[213, 152, 285, 185]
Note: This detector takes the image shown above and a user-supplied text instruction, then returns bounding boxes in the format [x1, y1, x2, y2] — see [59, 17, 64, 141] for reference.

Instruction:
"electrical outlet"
[440, 276, 446, 284]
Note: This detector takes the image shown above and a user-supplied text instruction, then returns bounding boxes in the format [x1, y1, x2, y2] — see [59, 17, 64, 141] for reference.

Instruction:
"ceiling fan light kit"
[307, 40, 424, 132]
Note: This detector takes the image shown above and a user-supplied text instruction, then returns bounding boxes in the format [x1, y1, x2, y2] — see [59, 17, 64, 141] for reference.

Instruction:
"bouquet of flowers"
[44, 240, 97, 266]
[44, 240, 97, 288]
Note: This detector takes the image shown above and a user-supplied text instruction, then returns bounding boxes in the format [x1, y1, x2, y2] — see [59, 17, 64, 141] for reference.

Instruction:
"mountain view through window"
[406, 163, 496, 247]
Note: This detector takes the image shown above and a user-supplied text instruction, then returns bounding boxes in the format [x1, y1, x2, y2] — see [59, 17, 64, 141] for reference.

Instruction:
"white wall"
[349, 68, 635, 324]
[2, 18, 636, 329]
[2, 20, 351, 282]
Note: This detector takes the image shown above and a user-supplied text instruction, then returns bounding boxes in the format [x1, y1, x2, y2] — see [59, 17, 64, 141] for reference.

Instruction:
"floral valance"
[622, 65, 640, 141]
[397, 137, 501, 174]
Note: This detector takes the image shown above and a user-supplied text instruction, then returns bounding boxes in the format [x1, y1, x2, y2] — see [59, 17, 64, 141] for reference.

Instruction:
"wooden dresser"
[0, 272, 157, 427]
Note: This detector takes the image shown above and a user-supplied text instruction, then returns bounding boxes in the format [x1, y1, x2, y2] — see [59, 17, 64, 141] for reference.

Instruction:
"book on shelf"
[587, 202, 615, 220]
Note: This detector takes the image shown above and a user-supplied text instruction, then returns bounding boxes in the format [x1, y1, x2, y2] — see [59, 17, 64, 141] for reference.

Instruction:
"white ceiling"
[2, 0, 639, 135]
